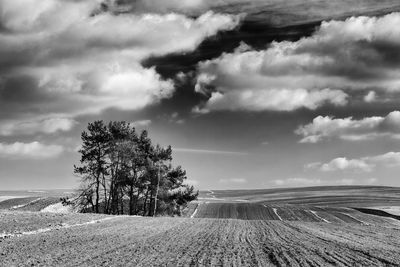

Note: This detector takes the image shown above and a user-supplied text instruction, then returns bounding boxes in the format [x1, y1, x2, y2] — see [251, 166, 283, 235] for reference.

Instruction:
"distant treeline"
[73, 120, 198, 216]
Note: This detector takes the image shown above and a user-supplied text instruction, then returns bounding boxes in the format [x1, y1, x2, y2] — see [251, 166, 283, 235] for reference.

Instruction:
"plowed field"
[192, 202, 388, 225]
[1, 211, 400, 266]
[2, 186, 400, 266]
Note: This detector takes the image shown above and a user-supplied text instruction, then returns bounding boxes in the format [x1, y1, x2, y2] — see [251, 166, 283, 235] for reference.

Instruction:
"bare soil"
[1, 208, 400, 266]
[1, 186, 400, 266]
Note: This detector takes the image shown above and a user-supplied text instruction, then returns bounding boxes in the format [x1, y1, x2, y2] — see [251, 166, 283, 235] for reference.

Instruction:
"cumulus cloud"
[310, 158, 373, 172]
[219, 178, 247, 184]
[194, 13, 400, 112]
[367, 152, 400, 166]
[295, 111, 400, 143]
[307, 152, 400, 172]
[131, 120, 152, 127]
[194, 88, 347, 113]
[273, 177, 322, 186]
[0, 117, 77, 136]
[174, 148, 248, 155]
[0, 141, 64, 159]
[0, 0, 240, 120]
[272, 177, 378, 187]
[364, 91, 377, 102]
[185, 179, 200, 186]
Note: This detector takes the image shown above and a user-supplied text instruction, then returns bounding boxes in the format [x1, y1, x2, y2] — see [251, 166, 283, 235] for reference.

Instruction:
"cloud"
[131, 120, 152, 127]
[307, 151, 400, 172]
[185, 179, 200, 186]
[0, 141, 64, 159]
[0, 0, 240, 121]
[219, 178, 247, 184]
[273, 178, 322, 186]
[295, 111, 400, 143]
[194, 13, 400, 112]
[103, 0, 400, 26]
[367, 152, 400, 166]
[173, 147, 248, 155]
[103, 0, 210, 14]
[308, 158, 373, 172]
[364, 91, 377, 102]
[0, 117, 77, 136]
[365, 178, 378, 184]
[194, 88, 347, 113]
[272, 177, 378, 187]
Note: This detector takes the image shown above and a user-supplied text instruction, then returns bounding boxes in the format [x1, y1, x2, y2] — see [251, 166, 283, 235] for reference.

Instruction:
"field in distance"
[1, 185, 400, 266]
[197, 185, 400, 207]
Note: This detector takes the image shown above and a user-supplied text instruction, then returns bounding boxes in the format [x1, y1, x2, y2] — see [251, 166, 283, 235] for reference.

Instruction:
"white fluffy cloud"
[219, 178, 247, 184]
[0, 0, 240, 119]
[0, 142, 64, 159]
[194, 13, 400, 112]
[174, 147, 247, 155]
[131, 120, 152, 127]
[307, 152, 400, 172]
[273, 177, 322, 186]
[364, 91, 377, 103]
[367, 152, 400, 166]
[185, 179, 200, 186]
[0, 117, 77, 136]
[272, 177, 377, 187]
[316, 158, 373, 172]
[295, 111, 400, 143]
[195, 88, 347, 112]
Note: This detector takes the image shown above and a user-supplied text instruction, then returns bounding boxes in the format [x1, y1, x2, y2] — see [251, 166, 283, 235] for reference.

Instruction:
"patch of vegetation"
[74, 121, 198, 216]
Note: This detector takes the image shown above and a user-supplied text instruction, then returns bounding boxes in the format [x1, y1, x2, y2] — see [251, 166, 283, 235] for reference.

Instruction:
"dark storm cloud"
[0, 75, 44, 103]
[103, 0, 400, 24]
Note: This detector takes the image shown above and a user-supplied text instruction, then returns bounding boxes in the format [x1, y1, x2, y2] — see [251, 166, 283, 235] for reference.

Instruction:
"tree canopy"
[74, 120, 198, 216]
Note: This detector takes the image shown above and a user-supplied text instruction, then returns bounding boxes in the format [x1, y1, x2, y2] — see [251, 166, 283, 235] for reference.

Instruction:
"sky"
[2, 0, 400, 190]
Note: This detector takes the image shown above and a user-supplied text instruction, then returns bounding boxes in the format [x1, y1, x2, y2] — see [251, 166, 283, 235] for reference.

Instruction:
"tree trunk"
[95, 177, 100, 213]
[153, 164, 161, 217]
[119, 186, 124, 215]
[129, 184, 134, 215]
[133, 189, 140, 215]
[143, 188, 150, 216]
[148, 188, 154, 216]
[102, 173, 108, 214]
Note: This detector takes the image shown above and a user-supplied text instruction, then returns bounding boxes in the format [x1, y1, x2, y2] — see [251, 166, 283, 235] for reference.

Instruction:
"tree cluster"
[74, 121, 198, 216]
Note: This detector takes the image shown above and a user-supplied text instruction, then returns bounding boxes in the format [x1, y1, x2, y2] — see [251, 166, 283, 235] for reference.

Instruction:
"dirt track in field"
[1, 209, 400, 266]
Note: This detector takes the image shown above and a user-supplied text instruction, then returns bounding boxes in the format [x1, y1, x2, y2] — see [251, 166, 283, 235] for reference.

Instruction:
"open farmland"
[198, 186, 400, 207]
[191, 202, 400, 225]
[0, 190, 74, 213]
[1, 211, 400, 266]
[1, 186, 400, 266]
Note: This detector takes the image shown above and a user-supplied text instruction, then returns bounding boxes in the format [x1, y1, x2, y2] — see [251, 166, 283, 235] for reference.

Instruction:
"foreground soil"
[1, 209, 400, 266]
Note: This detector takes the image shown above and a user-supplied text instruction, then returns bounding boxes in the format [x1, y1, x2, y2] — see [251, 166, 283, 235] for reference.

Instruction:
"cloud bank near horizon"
[306, 152, 400, 173]
[0, 141, 64, 159]
[296, 111, 400, 143]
